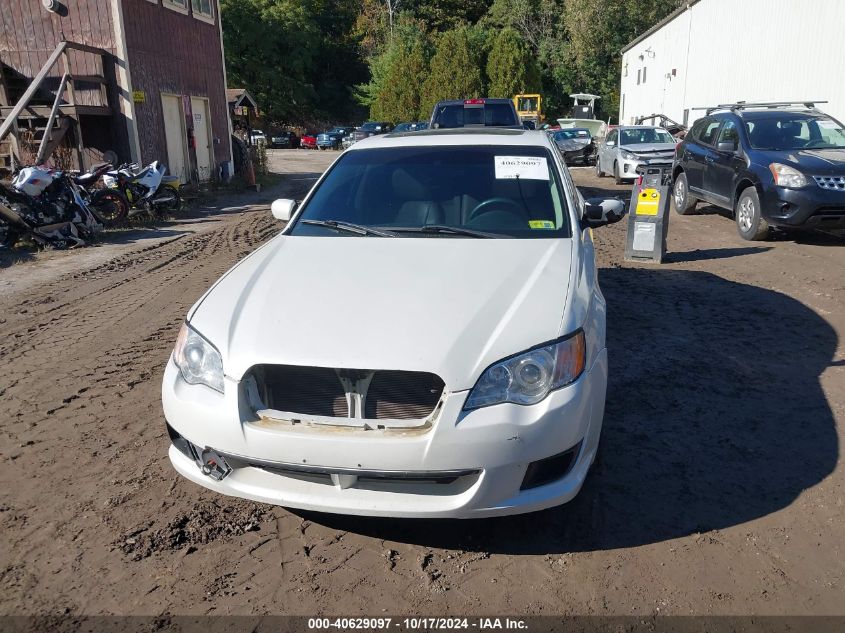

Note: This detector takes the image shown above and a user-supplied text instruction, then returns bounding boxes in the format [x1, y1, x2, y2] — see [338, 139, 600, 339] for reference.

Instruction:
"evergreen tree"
[486, 27, 540, 99]
[375, 40, 430, 122]
[420, 27, 485, 115]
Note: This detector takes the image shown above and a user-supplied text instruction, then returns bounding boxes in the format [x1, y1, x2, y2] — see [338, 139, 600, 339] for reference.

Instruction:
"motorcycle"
[1, 168, 106, 249]
[103, 161, 182, 217]
[72, 162, 130, 226]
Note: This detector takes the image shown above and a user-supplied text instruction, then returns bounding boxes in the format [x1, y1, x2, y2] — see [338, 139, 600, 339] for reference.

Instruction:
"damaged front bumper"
[161, 349, 607, 518]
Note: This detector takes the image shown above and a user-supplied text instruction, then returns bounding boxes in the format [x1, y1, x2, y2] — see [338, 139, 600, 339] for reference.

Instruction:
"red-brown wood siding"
[122, 0, 231, 174]
[0, 0, 131, 162]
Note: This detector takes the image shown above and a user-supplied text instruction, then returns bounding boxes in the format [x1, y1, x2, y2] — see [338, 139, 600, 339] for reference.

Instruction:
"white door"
[161, 94, 188, 183]
[191, 97, 212, 182]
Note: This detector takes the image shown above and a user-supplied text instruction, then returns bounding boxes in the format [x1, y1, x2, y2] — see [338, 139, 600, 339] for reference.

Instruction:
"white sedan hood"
[189, 235, 573, 390]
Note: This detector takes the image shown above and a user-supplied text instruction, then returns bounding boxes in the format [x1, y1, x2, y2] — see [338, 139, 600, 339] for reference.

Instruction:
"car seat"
[391, 169, 444, 226]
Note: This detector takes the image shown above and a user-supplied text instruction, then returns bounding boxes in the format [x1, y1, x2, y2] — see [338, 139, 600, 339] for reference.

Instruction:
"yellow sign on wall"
[132, 90, 146, 103]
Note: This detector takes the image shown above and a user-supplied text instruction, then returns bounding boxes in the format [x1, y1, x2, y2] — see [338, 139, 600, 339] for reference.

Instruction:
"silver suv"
[596, 126, 677, 184]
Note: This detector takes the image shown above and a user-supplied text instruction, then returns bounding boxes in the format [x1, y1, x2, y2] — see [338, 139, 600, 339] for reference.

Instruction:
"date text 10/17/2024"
[307, 617, 528, 630]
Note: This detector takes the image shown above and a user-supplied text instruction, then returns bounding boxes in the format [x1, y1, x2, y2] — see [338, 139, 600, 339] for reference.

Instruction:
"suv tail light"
[464, 99, 485, 105]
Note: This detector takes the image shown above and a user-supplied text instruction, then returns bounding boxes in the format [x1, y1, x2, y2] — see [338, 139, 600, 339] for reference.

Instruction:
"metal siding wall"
[122, 0, 231, 175]
[620, 0, 845, 126]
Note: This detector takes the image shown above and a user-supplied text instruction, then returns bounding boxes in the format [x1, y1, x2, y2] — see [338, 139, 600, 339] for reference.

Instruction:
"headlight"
[173, 322, 224, 393]
[464, 331, 586, 410]
[621, 150, 638, 160]
[769, 163, 807, 188]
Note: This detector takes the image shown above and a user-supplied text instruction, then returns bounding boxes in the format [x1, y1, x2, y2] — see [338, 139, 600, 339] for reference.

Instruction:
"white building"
[619, 0, 845, 128]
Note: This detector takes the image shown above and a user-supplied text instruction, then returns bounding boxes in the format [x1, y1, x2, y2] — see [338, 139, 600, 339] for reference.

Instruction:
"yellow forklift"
[513, 94, 543, 128]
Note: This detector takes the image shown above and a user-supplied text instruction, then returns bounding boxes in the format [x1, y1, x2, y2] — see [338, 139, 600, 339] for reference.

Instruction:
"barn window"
[163, 0, 189, 13]
[192, 0, 214, 22]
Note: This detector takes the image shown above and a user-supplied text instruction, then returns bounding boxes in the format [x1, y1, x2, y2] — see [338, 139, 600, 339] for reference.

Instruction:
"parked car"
[672, 102, 845, 240]
[249, 129, 266, 145]
[353, 121, 392, 142]
[341, 131, 356, 150]
[430, 98, 521, 129]
[635, 113, 687, 139]
[596, 126, 676, 184]
[269, 131, 299, 149]
[551, 127, 596, 165]
[557, 118, 607, 139]
[393, 121, 429, 133]
[317, 127, 354, 150]
[162, 127, 626, 518]
[300, 132, 318, 150]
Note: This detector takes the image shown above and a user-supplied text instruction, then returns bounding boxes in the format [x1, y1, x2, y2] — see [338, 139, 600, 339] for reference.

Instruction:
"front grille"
[260, 365, 348, 417]
[252, 365, 445, 421]
[364, 371, 444, 419]
[813, 176, 845, 191]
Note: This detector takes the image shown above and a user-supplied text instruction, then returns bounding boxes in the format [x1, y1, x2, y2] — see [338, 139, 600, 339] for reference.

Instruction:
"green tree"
[220, 0, 319, 122]
[375, 39, 430, 121]
[486, 27, 540, 98]
[420, 26, 485, 115]
[407, 0, 494, 32]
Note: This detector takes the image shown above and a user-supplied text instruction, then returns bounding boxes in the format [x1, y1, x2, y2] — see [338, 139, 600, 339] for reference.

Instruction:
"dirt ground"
[1, 150, 843, 618]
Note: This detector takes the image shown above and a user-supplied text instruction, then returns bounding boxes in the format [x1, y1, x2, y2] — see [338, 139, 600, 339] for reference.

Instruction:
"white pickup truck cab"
[162, 128, 625, 518]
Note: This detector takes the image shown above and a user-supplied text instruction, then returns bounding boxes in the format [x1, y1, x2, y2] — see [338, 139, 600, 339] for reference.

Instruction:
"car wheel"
[613, 162, 624, 185]
[672, 172, 698, 215]
[735, 186, 770, 241]
[595, 158, 604, 177]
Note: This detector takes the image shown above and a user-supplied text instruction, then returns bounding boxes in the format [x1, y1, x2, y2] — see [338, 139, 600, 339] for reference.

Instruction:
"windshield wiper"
[301, 219, 397, 237]
[392, 225, 501, 238]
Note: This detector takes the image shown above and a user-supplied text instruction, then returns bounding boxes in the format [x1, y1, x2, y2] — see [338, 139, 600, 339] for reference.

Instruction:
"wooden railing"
[0, 40, 110, 144]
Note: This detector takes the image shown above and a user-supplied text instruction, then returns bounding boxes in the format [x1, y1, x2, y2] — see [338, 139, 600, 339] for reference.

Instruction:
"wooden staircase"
[0, 41, 112, 174]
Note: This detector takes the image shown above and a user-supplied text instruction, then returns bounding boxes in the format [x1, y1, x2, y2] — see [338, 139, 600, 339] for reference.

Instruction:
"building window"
[642, 66, 647, 83]
[192, 0, 215, 22]
[637, 69, 641, 85]
[163, 0, 189, 14]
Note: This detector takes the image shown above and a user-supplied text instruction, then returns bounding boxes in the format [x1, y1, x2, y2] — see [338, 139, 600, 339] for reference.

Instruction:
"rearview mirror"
[717, 140, 738, 153]
[271, 198, 296, 222]
[583, 197, 626, 228]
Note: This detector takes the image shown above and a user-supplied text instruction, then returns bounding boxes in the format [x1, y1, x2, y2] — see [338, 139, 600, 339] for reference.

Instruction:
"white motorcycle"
[103, 161, 182, 217]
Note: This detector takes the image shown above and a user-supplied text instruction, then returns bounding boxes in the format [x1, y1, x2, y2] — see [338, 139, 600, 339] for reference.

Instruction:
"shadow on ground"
[694, 204, 845, 245]
[663, 246, 771, 263]
[299, 268, 838, 554]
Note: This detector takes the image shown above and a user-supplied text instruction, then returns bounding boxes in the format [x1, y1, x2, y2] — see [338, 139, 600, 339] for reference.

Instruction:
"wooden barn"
[0, 0, 232, 183]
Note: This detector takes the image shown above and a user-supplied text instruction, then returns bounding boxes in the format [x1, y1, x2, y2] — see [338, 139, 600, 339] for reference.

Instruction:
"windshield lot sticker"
[495, 156, 549, 180]
[529, 220, 555, 229]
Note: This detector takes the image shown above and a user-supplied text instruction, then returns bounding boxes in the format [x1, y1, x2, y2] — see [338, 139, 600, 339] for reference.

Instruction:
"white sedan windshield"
[290, 145, 572, 238]
[620, 128, 674, 145]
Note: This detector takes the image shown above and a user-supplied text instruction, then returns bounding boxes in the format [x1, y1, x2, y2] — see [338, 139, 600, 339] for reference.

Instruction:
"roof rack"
[691, 101, 828, 115]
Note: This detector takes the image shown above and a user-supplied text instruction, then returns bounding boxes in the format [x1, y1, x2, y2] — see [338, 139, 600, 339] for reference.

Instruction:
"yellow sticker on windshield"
[529, 220, 555, 229]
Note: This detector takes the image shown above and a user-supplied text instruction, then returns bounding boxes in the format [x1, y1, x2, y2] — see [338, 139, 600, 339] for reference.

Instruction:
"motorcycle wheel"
[157, 185, 182, 216]
[90, 189, 129, 226]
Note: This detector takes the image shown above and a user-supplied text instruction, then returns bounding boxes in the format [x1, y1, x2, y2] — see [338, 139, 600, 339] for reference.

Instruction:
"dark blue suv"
[672, 103, 845, 240]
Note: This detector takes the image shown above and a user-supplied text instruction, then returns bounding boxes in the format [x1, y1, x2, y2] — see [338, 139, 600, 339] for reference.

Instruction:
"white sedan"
[162, 128, 625, 518]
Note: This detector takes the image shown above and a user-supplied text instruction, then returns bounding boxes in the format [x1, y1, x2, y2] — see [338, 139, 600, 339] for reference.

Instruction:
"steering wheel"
[467, 197, 526, 223]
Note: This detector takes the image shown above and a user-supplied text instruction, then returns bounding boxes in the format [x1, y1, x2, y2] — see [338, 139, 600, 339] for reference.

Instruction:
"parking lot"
[0, 150, 843, 616]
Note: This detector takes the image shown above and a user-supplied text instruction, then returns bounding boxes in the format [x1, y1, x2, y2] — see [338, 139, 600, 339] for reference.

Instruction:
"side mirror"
[717, 140, 738, 153]
[606, 140, 616, 147]
[583, 197, 626, 228]
[271, 198, 296, 222]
